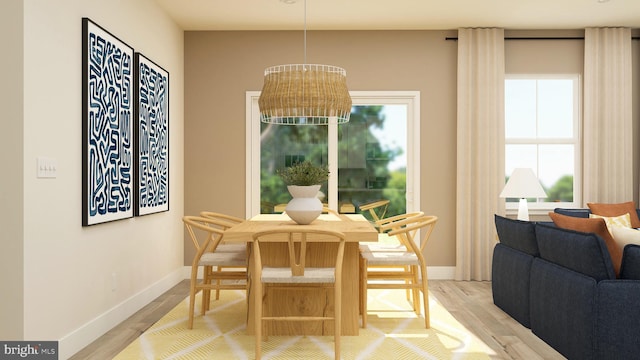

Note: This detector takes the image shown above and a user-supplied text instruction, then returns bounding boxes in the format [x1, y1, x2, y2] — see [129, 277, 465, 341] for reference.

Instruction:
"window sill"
[504, 207, 554, 221]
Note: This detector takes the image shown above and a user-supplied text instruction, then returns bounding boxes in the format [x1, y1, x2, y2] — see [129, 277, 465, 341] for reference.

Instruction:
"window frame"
[245, 91, 421, 219]
[504, 74, 582, 214]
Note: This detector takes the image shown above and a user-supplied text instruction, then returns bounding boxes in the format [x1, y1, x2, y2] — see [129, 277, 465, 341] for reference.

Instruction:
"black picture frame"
[134, 53, 170, 216]
[82, 18, 134, 226]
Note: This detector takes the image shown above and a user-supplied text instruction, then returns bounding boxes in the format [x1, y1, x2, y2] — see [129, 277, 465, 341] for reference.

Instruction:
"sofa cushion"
[587, 201, 640, 228]
[589, 212, 631, 234]
[538, 212, 622, 276]
[537, 221, 616, 280]
[611, 226, 640, 255]
[494, 215, 539, 256]
[596, 280, 640, 359]
[530, 258, 598, 360]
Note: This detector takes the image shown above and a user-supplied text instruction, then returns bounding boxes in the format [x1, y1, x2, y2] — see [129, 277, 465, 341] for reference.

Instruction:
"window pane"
[504, 144, 538, 203]
[505, 144, 574, 203]
[538, 80, 574, 138]
[505, 79, 536, 138]
[260, 124, 328, 214]
[505, 144, 538, 176]
[538, 144, 574, 202]
[338, 105, 407, 219]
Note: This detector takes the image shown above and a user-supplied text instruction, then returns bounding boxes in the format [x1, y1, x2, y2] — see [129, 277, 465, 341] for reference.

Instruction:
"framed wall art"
[82, 18, 134, 226]
[134, 53, 169, 216]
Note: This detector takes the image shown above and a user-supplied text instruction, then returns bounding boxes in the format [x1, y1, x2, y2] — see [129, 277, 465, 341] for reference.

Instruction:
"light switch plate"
[37, 157, 57, 178]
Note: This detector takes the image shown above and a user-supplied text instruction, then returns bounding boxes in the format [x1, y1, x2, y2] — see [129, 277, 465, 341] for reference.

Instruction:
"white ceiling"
[154, 0, 640, 31]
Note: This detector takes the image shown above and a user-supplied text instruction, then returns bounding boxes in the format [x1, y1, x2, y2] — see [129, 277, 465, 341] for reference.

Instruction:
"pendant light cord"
[303, 0, 307, 65]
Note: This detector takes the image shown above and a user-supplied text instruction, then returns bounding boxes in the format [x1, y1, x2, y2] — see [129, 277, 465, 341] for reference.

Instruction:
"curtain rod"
[445, 36, 640, 41]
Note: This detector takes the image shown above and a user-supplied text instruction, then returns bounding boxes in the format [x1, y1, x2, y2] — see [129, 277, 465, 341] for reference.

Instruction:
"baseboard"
[183, 265, 456, 280]
[60, 268, 184, 359]
[427, 266, 456, 280]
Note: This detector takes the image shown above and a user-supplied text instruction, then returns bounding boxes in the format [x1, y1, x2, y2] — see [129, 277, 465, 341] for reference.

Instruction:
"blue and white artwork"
[82, 18, 134, 226]
[134, 53, 169, 216]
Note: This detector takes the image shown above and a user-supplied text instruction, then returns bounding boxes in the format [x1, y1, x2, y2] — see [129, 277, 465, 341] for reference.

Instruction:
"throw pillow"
[549, 212, 623, 277]
[587, 201, 640, 228]
[589, 213, 632, 235]
[611, 226, 640, 254]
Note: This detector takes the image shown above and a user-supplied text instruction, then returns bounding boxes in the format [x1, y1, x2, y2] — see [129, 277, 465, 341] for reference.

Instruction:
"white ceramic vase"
[285, 185, 323, 225]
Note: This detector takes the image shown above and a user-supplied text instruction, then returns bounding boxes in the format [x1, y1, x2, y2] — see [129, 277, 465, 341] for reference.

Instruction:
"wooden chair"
[322, 206, 340, 216]
[358, 211, 424, 252]
[198, 211, 248, 304]
[252, 228, 346, 360]
[183, 216, 248, 329]
[199, 211, 245, 225]
[199, 211, 246, 252]
[359, 199, 390, 230]
[358, 211, 424, 310]
[359, 214, 438, 328]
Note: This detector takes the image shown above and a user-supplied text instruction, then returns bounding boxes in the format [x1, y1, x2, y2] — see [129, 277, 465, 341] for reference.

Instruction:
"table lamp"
[499, 168, 548, 221]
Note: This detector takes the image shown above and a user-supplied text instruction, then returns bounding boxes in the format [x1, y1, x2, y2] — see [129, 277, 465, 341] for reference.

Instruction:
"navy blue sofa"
[493, 212, 640, 360]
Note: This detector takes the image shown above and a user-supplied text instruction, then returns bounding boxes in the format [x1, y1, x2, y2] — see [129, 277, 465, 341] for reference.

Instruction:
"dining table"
[223, 213, 378, 336]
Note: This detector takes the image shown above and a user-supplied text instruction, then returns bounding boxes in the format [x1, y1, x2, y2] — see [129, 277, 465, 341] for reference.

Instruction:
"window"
[245, 91, 420, 219]
[504, 75, 581, 211]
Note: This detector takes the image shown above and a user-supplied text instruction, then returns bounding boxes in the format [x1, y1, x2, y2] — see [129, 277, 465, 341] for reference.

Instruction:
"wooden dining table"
[223, 213, 378, 336]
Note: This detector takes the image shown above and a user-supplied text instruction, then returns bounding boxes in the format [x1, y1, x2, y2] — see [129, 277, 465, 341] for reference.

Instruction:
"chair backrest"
[360, 199, 390, 223]
[199, 211, 245, 229]
[383, 215, 438, 255]
[183, 216, 233, 263]
[252, 228, 346, 277]
[376, 211, 424, 232]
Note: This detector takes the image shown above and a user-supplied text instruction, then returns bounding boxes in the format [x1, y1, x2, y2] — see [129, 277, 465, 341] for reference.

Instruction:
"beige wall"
[184, 30, 459, 267]
[0, 0, 25, 340]
[8, 0, 185, 357]
[184, 29, 640, 269]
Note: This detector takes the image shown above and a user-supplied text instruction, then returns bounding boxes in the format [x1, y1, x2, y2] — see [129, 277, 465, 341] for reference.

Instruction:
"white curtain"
[455, 28, 505, 281]
[583, 27, 633, 204]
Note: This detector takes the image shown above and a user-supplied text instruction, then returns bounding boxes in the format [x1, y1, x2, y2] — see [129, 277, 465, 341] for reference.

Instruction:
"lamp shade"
[258, 64, 352, 125]
[257, 0, 351, 125]
[499, 168, 548, 199]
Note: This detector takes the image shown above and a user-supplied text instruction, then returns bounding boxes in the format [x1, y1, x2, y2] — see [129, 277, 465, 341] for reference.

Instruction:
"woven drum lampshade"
[258, 63, 351, 125]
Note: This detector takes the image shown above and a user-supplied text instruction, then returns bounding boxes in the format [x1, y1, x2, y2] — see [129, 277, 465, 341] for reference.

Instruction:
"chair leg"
[201, 266, 212, 315]
[188, 267, 199, 329]
[334, 280, 341, 360]
[255, 283, 262, 360]
[421, 265, 430, 328]
[215, 266, 222, 300]
[411, 265, 420, 314]
[405, 265, 411, 300]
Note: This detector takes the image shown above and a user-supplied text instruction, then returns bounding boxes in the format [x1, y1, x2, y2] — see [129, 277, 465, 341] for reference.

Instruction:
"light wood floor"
[70, 280, 565, 360]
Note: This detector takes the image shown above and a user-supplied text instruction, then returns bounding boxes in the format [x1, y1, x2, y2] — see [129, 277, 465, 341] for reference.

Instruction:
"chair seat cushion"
[261, 267, 335, 283]
[216, 244, 247, 253]
[361, 250, 419, 266]
[199, 251, 247, 267]
[359, 243, 408, 252]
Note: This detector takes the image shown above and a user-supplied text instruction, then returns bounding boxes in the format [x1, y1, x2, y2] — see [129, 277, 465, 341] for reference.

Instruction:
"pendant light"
[258, 0, 351, 125]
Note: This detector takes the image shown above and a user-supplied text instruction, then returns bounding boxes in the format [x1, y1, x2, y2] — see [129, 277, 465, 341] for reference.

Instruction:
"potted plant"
[277, 161, 329, 224]
[277, 160, 330, 186]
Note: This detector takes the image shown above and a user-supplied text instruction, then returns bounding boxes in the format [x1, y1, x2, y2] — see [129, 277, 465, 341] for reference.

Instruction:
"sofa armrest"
[596, 280, 640, 358]
[492, 243, 533, 327]
[620, 244, 640, 279]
